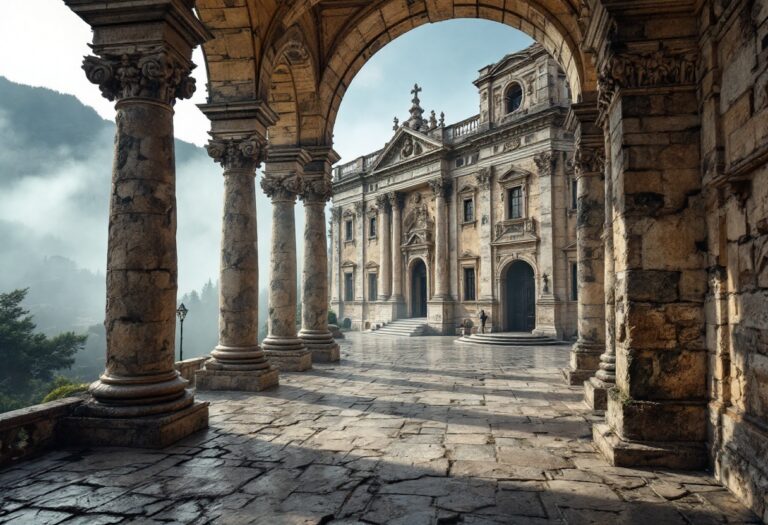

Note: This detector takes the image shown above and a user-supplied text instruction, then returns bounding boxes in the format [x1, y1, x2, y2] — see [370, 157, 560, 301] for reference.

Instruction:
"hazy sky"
[0, 3, 531, 294]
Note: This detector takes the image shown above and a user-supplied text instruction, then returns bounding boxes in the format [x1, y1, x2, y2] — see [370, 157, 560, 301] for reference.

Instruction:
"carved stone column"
[195, 119, 279, 392]
[586, 6, 708, 469]
[389, 192, 405, 316]
[476, 168, 494, 309]
[563, 101, 607, 389]
[261, 147, 312, 372]
[298, 148, 340, 363]
[61, 0, 210, 447]
[376, 195, 392, 301]
[330, 207, 342, 310]
[427, 178, 454, 334]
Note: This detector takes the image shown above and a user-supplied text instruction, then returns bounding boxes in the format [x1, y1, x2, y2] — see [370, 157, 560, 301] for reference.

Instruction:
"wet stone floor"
[0, 333, 761, 525]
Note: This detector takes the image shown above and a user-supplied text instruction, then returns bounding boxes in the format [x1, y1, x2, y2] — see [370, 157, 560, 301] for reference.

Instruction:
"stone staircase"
[456, 332, 563, 346]
[370, 318, 428, 337]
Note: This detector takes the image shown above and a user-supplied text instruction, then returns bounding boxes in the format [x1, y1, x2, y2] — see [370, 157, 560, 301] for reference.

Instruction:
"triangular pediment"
[371, 127, 443, 171]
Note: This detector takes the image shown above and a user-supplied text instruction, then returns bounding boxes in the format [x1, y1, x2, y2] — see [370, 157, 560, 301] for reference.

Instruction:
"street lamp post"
[176, 303, 188, 362]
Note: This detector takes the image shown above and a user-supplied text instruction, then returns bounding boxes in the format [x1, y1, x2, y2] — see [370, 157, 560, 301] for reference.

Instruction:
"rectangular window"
[464, 267, 476, 301]
[369, 216, 377, 238]
[455, 158, 465, 168]
[345, 219, 353, 241]
[344, 272, 354, 301]
[571, 262, 578, 301]
[571, 178, 578, 210]
[368, 273, 378, 301]
[463, 198, 474, 222]
[509, 186, 522, 219]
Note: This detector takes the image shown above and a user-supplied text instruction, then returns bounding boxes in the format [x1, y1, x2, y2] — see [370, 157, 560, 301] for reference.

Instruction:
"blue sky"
[334, 19, 533, 161]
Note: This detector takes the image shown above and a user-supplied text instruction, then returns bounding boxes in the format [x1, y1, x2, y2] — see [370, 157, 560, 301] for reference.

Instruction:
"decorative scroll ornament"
[476, 167, 492, 190]
[354, 201, 365, 215]
[330, 207, 342, 222]
[597, 48, 697, 117]
[300, 177, 333, 202]
[428, 178, 451, 198]
[206, 135, 265, 170]
[534, 152, 555, 177]
[82, 49, 196, 105]
[260, 173, 302, 200]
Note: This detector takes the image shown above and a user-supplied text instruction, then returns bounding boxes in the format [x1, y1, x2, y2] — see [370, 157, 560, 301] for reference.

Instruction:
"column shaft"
[390, 193, 404, 308]
[299, 174, 339, 362]
[431, 180, 450, 299]
[378, 196, 392, 300]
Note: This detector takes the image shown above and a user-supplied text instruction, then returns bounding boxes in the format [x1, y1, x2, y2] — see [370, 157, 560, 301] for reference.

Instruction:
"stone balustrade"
[0, 398, 83, 468]
[445, 115, 480, 141]
[174, 357, 209, 387]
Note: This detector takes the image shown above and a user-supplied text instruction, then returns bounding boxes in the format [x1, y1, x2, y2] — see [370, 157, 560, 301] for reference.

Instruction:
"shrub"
[328, 309, 338, 326]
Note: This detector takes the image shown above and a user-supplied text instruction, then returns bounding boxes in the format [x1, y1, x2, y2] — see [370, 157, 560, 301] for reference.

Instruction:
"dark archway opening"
[504, 260, 535, 332]
[410, 259, 428, 318]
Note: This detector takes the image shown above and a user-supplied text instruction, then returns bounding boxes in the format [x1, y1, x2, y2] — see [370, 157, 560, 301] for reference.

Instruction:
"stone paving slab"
[0, 334, 762, 524]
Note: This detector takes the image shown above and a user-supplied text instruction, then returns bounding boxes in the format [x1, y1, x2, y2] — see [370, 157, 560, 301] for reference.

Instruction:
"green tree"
[0, 289, 86, 406]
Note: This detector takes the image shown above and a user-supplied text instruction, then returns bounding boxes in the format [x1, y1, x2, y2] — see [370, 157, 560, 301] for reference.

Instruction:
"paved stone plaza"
[0, 334, 760, 524]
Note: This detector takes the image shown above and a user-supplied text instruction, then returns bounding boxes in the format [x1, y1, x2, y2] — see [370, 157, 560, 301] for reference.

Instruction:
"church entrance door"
[504, 261, 535, 332]
[411, 259, 428, 318]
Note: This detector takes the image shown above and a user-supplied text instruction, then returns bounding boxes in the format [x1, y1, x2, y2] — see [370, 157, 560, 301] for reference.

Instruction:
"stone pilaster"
[376, 194, 392, 301]
[330, 207, 342, 308]
[195, 102, 280, 391]
[261, 147, 313, 372]
[563, 100, 607, 389]
[354, 200, 366, 304]
[427, 178, 454, 334]
[61, 0, 210, 447]
[587, 3, 708, 469]
[532, 152, 560, 338]
[298, 147, 340, 363]
[389, 192, 405, 316]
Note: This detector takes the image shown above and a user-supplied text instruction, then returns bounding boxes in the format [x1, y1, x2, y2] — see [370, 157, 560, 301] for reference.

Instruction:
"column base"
[265, 350, 312, 371]
[562, 341, 602, 385]
[593, 422, 707, 469]
[427, 299, 454, 335]
[195, 367, 279, 392]
[299, 329, 340, 362]
[584, 377, 610, 411]
[61, 400, 209, 449]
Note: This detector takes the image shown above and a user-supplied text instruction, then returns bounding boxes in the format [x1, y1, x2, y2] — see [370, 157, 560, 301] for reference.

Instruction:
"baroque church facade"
[330, 44, 577, 337]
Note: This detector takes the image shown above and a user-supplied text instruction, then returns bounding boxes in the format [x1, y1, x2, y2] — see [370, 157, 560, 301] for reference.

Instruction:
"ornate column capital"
[428, 178, 452, 199]
[330, 207, 342, 223]
[534, 152, 556, 177]
[476, 167, 492, 190]
[82, 49, 197, 105]
[570, 145, 606, 179]
[260, 173, 302, 201]
[375, 194, 391, 212]
[388, 191, 404, 211]
[206, 134, 266, 171]
[353, 201, 365, 216]
[300, 177, 333, 203]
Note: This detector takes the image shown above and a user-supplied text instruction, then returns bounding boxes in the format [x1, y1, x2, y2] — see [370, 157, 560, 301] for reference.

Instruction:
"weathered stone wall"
[699, 0, 768, 520]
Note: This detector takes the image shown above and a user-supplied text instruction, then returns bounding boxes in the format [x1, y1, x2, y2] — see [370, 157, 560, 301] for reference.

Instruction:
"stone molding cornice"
[205, 134, 266, 171]
[299, 177, 333, 203]
[83, 48, 197, 105]
[198, 101, 278, 139]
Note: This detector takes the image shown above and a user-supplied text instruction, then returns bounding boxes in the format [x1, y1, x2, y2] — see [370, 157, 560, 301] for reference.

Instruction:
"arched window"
[505, 83, 523, 113]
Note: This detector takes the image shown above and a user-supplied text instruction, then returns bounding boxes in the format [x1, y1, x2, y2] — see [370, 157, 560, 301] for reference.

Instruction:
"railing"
[362, 149, 382, 170]
[445, 114, 480, 142]
[333, 149, 383, 180]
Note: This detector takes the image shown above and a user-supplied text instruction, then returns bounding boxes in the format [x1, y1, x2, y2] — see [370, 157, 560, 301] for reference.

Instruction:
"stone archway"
[410, 258, 428, 318]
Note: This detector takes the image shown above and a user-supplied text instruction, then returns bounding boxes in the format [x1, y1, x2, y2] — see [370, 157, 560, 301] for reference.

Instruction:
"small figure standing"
[479, 309, 488, 334]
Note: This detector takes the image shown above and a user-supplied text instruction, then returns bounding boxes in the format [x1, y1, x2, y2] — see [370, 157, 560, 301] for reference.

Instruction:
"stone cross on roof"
[405, 83, 427, 131]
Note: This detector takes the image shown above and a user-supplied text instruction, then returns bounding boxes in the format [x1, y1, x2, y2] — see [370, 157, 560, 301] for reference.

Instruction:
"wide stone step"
[455, 332, 565, 347]
[369, 318, 428, 337]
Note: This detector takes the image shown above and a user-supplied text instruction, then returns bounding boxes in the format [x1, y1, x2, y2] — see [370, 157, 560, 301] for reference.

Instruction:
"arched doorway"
[410, 259, 428, 318]
[503, 260, 535, 332]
